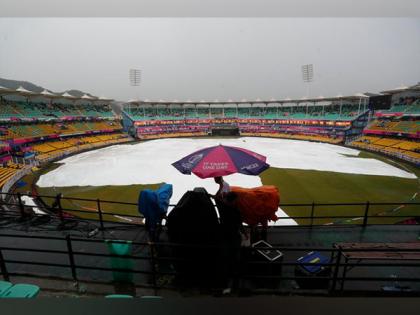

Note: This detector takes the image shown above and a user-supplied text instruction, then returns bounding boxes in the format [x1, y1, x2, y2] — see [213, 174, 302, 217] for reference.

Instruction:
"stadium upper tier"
[0, 100, 115, 120]
[123, 103, 366, 121]
[375, 86, 420, 116]
[0, 120, 123, 141]
[377, 99, 420, 116]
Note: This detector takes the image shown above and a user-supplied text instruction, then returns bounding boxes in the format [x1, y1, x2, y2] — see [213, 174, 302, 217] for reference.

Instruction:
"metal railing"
[0, 233, 420, 295]
[1, 192, 419, 295]
[1, 192, 419, 228]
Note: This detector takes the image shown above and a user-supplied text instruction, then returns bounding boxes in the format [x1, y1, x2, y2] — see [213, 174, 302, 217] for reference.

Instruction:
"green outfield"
[14, 148, 419, 225]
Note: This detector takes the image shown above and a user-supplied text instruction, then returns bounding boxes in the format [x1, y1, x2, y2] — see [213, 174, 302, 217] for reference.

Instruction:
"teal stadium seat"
[1, 283, 40, 298]
[0, 281, 13, 296]
[105, 294, 134, 298]
[105, 240, 134, 282]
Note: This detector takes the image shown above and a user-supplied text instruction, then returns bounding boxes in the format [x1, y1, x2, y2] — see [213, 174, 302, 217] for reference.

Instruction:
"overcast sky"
[0, 18, 419, 101]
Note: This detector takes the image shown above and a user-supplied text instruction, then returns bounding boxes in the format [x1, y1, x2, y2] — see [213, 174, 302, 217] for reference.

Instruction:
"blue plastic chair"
[2, 284, 40, 298]
[0, 281, 13, 297]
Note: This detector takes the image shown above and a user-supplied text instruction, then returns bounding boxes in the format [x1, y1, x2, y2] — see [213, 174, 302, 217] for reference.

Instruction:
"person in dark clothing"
[216, 191, 247, 294]
[219, 192, 247, 238]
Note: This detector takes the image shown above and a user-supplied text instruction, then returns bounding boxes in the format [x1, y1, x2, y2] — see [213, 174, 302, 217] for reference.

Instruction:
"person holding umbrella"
[172, 144, 270, 293]
[172, 144, 269, 179]
[211, 176, 230, 201]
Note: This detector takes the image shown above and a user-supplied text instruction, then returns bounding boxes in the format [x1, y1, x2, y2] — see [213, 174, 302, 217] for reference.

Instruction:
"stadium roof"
[16, 86, 36, 96]
[98, 96, 114, 102]
[81, 94, 97, 100]
[380, 85, 409, 94]
[61, 92, 79, 100]
[127, 93, 369, 106]
[0, 83, 110, 104]
[127, 99, 141, 104]
[408, 82, 420, 91]
[363, 92, 382, 97]
[0, 85, 17, 95]
[40, 89, 60, 98]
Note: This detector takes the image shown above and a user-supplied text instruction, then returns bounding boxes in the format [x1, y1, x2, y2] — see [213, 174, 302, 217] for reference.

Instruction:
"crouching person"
[138, 184, 173, 242]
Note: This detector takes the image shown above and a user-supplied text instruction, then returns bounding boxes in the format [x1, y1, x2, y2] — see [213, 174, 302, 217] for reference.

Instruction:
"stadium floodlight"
[302, 64, 313, 83]
[302, 64, 314, 97]
[129, 69, 141, 86]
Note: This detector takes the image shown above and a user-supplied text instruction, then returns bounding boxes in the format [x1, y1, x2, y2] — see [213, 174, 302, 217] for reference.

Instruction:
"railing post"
[362, 201, 370, 227]
[17, 192, 26, 219]
[66, 235, 78, 281]
[330, 248, 342, 292]
[310, 202, 315, 226]
[56, 193, 64, 222]
[149, 241, 158, 296]
[0, 247, 9, 281]
[97, 199, 105, 231]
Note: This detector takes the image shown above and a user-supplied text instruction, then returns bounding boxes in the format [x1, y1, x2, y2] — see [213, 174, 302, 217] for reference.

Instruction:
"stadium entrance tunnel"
[211, 127, 240, 136]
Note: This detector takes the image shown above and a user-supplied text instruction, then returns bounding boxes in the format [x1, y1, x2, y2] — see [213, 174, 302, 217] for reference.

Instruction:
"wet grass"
[13, 147, 420, 225]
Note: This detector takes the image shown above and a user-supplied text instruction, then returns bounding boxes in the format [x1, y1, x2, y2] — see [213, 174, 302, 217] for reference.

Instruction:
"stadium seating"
[366, 120, 419, 135]
[33, 133, 130, 163]
[2, 121, 123, 140]
[378, 97, 420, 115]
[0, 95, 127, 192]
[355, 115, 420, 164]
[0, 100, 115, 120]
[0, 165, 22, 188]
[139, 132, 208, 140]
[351, 135, 420, 163]
[0, 283, 40, 298]
[241, 132, 343, 144]
[123, 103, 367, 121]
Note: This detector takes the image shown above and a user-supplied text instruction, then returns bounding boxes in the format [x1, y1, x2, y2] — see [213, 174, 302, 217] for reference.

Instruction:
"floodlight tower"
[129, 69, 141, 91]
[129, 68, 141, 114]
[301, 64, 314, 97]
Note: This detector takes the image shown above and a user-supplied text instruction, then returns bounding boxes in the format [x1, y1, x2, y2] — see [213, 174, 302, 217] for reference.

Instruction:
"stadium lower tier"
[138, 131, 208, 140]
[0, 163, 24, 189]
[136, 128, 343, 144]
[240, 132, 343, 144]
[350, 136, 420, 164]
[31, 133, 131, 163]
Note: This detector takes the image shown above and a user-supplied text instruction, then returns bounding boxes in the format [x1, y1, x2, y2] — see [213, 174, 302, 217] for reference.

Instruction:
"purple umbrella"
[172, 144, 270, 179]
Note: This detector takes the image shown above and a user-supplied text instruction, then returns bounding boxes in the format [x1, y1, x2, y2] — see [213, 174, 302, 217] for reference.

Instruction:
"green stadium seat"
[0, 281, 13, 296]
[105, 294, 134, 298]
[1, 283, 40, 298]
[105, 240, 134, 282]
